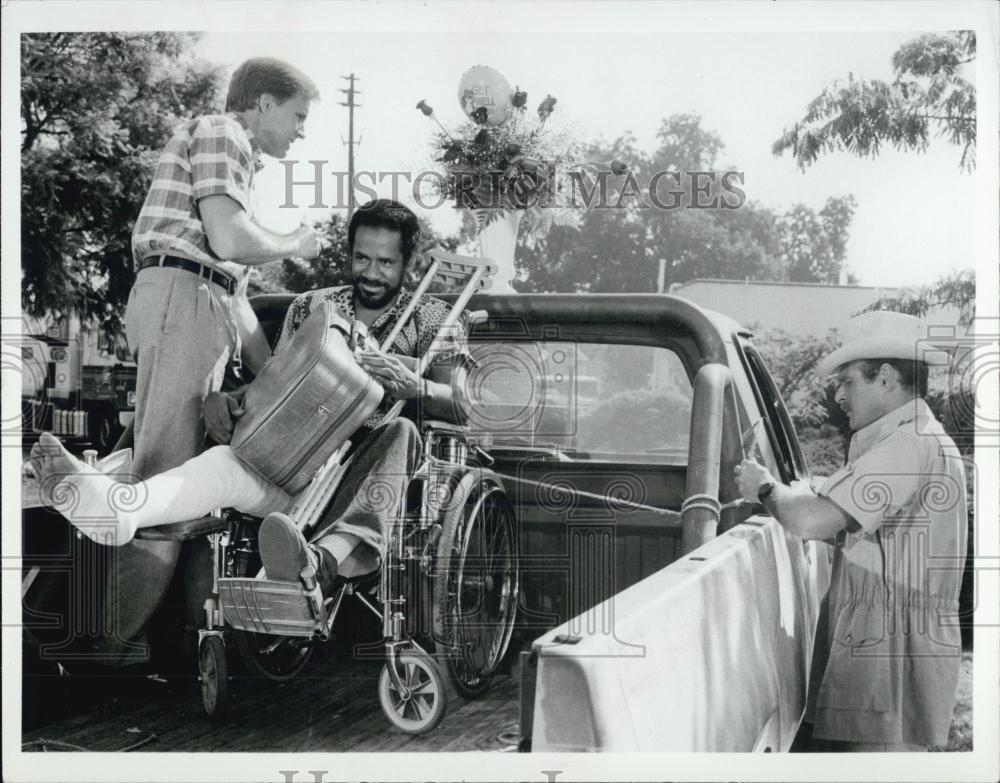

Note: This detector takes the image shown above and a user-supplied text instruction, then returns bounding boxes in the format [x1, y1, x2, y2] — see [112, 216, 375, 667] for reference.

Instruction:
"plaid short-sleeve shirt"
[132, 113, 262, 277]
[274, 285, 473, 428]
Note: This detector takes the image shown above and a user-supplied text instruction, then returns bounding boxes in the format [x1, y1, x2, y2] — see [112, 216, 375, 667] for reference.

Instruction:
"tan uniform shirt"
[807, 399, 967, 746]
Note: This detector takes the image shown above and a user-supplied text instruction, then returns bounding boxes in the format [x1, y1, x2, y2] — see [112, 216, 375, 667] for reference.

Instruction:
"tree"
[773, 31, 976, 170]
[778, 195, 857, 283]
[246, 212, 461, 296]
[749, 327, 848, 476]
[514, 114, 850, 293]
[21, 33, 224, 332]
[859, 268, 975, 328]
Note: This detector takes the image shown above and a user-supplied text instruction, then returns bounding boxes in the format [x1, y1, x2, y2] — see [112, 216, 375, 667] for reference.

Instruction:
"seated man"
[30, 199, 473, 597]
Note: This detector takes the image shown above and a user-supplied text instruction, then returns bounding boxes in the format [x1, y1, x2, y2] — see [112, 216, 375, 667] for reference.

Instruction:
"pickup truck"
[20, 292, 830, 753]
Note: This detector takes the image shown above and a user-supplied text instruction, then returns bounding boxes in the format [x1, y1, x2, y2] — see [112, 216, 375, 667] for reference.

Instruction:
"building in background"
[20, 314, 136, 452]
[670, 279, 963, 337]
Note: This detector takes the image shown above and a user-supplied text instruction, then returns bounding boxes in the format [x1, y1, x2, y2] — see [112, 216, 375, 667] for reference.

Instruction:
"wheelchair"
[136, 252, 520, 734]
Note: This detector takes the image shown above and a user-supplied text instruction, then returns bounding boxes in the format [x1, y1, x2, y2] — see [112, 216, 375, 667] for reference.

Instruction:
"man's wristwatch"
[757, 479, 777, 503]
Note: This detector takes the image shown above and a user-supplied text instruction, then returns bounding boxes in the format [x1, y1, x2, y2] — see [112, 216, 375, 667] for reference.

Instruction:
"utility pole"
[339, 74, 361, 222]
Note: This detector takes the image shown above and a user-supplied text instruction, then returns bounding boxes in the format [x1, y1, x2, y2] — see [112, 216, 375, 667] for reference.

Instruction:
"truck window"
[468, 341, 693, 464]
[735, 339, 808, 483]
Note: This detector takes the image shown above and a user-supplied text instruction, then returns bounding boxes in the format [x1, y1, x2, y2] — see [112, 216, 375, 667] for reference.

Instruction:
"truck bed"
[22, 656, 521, 753]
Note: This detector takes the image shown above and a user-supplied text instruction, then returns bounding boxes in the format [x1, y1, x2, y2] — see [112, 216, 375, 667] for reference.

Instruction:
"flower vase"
[477, 210, 524, 294]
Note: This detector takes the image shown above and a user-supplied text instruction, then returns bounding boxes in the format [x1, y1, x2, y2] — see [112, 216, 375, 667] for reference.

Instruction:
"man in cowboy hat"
[734, 310, 967, 751]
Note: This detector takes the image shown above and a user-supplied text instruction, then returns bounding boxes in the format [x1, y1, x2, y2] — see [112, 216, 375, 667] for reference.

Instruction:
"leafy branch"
[773, 31, 976, 171]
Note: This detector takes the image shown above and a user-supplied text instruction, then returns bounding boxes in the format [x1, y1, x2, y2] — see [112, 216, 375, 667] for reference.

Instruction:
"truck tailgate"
[529, 517, 829, 752]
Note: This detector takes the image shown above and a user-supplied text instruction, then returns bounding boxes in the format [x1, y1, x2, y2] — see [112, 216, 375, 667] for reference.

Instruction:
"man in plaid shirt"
[107, 58, 322, 666]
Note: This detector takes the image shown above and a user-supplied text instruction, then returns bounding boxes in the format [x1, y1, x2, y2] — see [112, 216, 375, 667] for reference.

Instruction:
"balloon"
[458, 65, 514, 126]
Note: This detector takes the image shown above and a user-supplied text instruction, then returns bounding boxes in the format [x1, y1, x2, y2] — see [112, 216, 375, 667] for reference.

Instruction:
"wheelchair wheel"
[378, 652, 449, 734]
[232, 630, 315, 682]
[199, 635, 229, 719]
[432, 469, 519, 698]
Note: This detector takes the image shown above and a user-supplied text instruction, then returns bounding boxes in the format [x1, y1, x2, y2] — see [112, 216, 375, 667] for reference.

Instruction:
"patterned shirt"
[132, 113, 262, 278]
[274, 285, 473, 428]
[805, 399, 968, 746]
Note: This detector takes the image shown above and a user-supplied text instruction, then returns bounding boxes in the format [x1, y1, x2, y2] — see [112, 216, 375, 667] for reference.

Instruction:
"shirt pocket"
[816, 603, 891, 712]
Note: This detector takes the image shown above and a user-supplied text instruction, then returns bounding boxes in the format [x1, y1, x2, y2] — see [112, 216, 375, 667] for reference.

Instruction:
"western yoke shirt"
[806, 399, 968, 747]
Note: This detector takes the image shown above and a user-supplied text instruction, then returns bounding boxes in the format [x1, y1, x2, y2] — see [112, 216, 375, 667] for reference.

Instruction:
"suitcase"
[230, 301, 383, 494]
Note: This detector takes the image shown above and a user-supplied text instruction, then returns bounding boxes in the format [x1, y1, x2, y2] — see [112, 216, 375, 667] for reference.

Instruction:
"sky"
[198, 27, 977, 290]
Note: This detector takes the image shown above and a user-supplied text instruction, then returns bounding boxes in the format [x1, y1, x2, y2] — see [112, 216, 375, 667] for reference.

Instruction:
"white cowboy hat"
[815, 310, 951, 377]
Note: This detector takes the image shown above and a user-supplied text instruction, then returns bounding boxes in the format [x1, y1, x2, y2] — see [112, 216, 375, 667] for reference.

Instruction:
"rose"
[511, 89, 528, 108]
[610, 159, 629, 175]
[537, 95, 557, 121]
[503, 156, 550, 209]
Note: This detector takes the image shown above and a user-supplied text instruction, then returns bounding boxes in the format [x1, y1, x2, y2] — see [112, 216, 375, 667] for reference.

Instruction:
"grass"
[931, 650, 973, 752]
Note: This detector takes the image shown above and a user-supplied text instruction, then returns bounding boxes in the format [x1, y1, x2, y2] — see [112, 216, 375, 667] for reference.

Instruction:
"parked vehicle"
[21, 292, 830, 752]
[20, 315, 136, 453]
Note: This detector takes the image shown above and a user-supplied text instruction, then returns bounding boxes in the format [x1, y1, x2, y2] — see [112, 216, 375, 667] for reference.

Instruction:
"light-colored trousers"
[103, 266, 238, 664]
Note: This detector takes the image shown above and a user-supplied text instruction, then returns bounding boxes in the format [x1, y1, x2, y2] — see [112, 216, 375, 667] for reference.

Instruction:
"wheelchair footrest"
[218, 577, 326, 637]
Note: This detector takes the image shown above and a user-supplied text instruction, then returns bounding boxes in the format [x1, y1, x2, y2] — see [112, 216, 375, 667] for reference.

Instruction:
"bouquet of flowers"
[417, 66, 620, 246]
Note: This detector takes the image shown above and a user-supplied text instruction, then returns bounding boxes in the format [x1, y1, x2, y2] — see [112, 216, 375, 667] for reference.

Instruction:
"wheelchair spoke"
[409, 676, 436, 696]
[412, 694, 433, 720]
[433, 472, 519, 697]
[476, 497, 487, 557]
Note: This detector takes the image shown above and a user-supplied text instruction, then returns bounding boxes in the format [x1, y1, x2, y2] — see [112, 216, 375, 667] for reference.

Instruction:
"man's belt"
[138, 255, 237, 295]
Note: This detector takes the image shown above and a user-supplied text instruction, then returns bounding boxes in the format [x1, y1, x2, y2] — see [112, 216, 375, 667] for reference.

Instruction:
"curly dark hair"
[348, 199, 421, 265]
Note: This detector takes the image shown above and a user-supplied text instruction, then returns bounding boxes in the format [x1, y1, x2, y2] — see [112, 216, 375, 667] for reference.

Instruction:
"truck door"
[525, 326, 830, 753]
[730, 334, 832, 747]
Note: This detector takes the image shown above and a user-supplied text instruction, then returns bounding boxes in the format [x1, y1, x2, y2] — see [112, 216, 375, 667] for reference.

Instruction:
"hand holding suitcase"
[230, 304, 383, 494]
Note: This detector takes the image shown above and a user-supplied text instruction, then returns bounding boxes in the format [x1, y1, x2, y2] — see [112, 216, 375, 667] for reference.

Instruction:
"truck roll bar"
[680, 362, 733, 555]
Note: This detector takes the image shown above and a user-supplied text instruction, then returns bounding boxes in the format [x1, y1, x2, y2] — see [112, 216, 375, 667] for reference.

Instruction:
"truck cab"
[252, 290, 831, 752]
[22, 291, 830, 752]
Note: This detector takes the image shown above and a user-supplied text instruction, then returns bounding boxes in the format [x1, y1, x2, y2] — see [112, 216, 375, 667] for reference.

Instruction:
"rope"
[496, 720, 520, 748]
[21, 739, 89, 752]
[430, 458, 684, 523]
[22, 731, 157, 753]
[680, 493, 721, 516]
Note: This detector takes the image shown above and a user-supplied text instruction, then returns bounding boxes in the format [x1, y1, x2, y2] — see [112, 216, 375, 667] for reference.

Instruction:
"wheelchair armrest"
[422, 420, 470, 435]
[134, 514, 228, 541]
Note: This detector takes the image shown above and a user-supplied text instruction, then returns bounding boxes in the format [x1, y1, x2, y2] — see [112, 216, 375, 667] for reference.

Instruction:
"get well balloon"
[458, 65, 514, 126]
